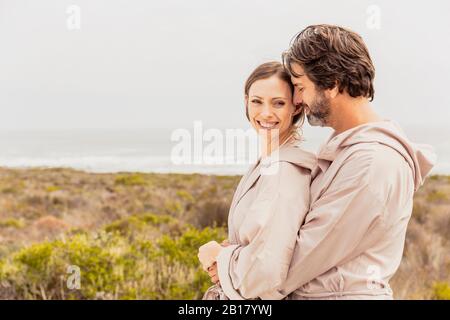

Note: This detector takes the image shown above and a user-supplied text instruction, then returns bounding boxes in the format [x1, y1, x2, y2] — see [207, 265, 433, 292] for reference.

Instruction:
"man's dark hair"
[283, 24, 375, 101]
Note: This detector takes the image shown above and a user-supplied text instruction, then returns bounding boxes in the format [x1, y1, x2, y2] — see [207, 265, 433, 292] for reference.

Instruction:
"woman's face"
[246, 75, 299, 144]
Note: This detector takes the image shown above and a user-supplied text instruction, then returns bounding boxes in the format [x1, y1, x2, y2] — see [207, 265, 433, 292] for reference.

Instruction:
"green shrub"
[153, 226, 226, 299]
[103, 213, 180, 236]
[1, 187, 17, 194]
[433, 282, 450, 300]
[46, 186, 61, 192]
[176, 190, 195, 203]
[0, 222, 226, 299]
[0, 218, 25, 229]
[12, 241, 65, 299]
[157, 226, 226, 267]
[164, 200, 183, 216]
[114, 174, 147, 186]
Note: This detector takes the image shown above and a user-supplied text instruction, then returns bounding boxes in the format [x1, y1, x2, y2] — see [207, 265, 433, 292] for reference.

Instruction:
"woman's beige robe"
[216, 141, 316, 299]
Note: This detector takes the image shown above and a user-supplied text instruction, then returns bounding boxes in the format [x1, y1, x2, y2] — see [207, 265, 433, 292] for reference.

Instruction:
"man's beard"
[305, 90, 331, 127]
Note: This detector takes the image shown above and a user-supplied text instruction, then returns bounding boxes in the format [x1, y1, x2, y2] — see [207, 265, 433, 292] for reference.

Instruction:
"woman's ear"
[244, 95, 250, 121]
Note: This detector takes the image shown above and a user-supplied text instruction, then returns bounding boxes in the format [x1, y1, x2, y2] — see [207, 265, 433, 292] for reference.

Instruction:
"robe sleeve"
[216, 163, 311, 300]
[273, 149, 391, 297]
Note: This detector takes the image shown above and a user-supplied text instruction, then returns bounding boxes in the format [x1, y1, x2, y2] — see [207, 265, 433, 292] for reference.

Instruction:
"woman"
[197, 61, 317, 300]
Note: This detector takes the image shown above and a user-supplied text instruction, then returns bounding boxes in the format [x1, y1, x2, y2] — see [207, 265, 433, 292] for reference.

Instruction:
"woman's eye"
[298, 87, 304, 92]
[275, 101, 285, 107]
[251, 99, 261, 104]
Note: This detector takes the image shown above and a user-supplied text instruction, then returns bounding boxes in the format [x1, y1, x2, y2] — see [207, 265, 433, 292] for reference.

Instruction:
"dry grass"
[390, 175, 450, 299]
[0, 167, 237, 245]
[0, 167, 449, 299]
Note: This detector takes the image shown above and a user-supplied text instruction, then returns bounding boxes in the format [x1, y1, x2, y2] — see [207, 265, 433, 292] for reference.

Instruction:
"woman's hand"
[220, 239, 230, 247]
[198, 241, 223, 271]
[207, 262, 220, 284]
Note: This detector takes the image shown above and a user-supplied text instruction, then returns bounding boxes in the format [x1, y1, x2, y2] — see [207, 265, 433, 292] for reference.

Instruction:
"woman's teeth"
[258, 121, 278, 129]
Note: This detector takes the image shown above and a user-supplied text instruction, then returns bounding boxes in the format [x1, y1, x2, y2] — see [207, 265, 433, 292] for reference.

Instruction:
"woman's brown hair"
[244, 61, 305, 133]
[283, 24, 375, 101]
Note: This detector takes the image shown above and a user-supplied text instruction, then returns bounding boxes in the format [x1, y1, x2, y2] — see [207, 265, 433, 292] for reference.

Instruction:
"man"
[272, 24, 437, 300]
[206, 24, 436, 299]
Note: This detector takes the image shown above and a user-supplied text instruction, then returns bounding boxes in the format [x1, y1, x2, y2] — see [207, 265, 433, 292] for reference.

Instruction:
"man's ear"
[329, 82, 339, 99]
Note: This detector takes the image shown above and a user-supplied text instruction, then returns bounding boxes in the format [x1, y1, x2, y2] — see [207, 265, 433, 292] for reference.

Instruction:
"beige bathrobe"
[216, 141, 316, 299]
[217, 120, 436, 300]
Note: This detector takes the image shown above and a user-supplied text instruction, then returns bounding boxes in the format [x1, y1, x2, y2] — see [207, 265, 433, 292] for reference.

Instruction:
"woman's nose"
[260, 103, 273, 117]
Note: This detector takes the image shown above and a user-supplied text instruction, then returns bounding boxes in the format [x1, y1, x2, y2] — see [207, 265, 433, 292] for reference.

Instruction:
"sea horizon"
[0, 125, 448, 175]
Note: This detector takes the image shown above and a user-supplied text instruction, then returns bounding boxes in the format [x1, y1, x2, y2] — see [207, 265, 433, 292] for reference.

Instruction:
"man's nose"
[293, 90, 303, 106]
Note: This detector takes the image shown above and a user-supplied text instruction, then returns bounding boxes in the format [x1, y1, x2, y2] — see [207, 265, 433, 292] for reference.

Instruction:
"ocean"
[0, 125, 448, 175]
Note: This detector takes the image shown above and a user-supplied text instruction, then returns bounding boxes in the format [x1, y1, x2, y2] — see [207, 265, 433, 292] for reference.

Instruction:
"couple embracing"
[197, 24, 436, 300]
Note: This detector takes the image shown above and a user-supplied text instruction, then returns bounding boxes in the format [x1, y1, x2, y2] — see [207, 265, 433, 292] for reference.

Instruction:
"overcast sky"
[0, 0, 449, 131]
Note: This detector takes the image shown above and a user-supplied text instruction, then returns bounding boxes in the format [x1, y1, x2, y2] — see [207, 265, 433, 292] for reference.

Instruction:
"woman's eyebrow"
[250, 95, 287, 100]
[272, 97, 288, 100]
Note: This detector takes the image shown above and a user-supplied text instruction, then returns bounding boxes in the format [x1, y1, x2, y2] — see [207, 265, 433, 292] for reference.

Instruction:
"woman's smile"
[256, 120, 280, 130]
